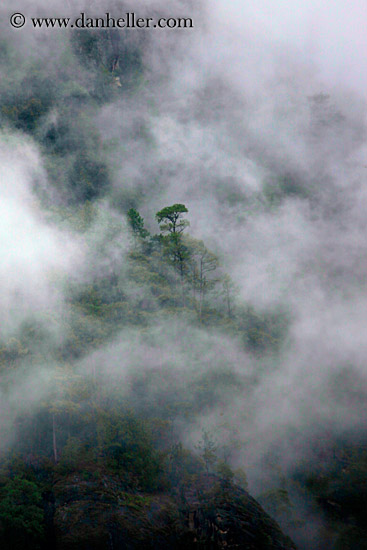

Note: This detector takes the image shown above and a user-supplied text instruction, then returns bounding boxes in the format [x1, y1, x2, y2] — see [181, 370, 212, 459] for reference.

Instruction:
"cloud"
[0, 132, 83, 336]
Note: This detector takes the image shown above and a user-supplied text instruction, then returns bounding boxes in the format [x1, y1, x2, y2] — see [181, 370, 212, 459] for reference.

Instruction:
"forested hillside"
[1, 1, 367, 549]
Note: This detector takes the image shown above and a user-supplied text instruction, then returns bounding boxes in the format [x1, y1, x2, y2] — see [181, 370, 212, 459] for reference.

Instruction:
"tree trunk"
[52, 413, 58, 463]
[199, 260, 203, 322]
[226, 287, 231, 317]
[180, 265, 185, 306]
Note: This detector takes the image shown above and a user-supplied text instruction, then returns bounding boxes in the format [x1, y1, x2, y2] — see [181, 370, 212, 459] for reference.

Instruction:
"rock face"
[180, 475, 297, 550]
[51, 472, 297, 549]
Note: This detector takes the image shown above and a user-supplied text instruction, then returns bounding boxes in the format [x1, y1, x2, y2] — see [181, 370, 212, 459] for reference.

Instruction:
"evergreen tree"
[127, 208, 149, 246]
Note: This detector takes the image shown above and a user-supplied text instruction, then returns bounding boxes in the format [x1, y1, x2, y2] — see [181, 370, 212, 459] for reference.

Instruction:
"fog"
[0, 134, 83, 336]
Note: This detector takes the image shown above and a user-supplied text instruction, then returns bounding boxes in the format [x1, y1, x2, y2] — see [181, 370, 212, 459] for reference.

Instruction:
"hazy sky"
[211, 0, 367, 95]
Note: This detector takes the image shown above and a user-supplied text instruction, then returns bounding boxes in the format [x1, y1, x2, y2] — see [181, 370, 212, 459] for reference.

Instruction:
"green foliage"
[216, 460, 234, 484]
[96, 410, 163, 491]
[67, 153, 111, 204]
[0, 477, 44, 549]
[219, 274, 238, 317]
[185, 236, 220, 317]
[259, 487, 292, 516]
[1, 72, 55, 132]
[118, 491, 153, 510]
[0, 338, 29, 371]
[156, 204, 189, 235]
[127, 208, 149, 242]
[71, 31, 105, 68]
[301, 443, 367, 530]
[116, 45, 144, 80]
[238, 305, 289, 353]
[166, 442, 204, 489]
[70, 29, 144, 96]
[161, 232, 192, 279]
[57, 436, 94, 473]
[234, 467, 248, 490]
[39, 115, 82, 156]
[195, 429, 218, 474]
[263, 174, 311, 207]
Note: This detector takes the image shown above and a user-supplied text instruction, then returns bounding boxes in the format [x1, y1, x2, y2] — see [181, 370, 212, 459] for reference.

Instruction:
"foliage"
[1, 72, 55, 132]
[96, 409, 163, 491]
[0, 477, 45, 549]
[234, 467, 248, 490]
[216, 460, 234, 484]
[238, 304, 290, 353]
[67, 153, 111, 203]
[195, 429, 218, 474]
[156, 204, 189, 235]
[259, 487, 292, 516]
[127, 208, 149, 243]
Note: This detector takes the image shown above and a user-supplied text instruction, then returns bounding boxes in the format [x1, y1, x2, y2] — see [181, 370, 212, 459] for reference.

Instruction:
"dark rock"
[52, 472, 297, 549]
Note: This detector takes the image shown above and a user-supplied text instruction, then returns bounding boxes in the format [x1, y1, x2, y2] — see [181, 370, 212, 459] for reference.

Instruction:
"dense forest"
[1, 1, 367, 548]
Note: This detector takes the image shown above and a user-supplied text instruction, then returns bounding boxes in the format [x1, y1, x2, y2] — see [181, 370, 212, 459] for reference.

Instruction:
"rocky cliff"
[51, 472, 297, 549]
